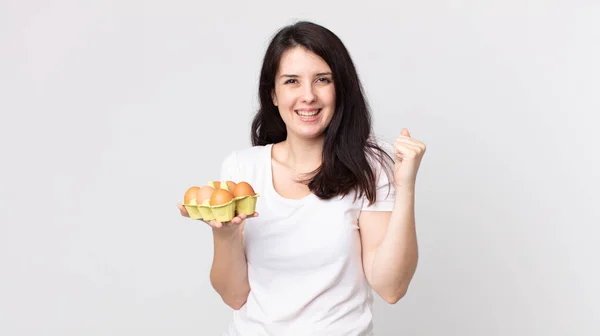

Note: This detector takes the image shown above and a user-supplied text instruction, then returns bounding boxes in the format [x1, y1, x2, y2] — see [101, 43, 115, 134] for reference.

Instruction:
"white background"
[1, 0, 599, 335]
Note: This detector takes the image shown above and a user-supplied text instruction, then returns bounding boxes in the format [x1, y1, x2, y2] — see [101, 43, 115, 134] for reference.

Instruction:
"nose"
[301, 84, 317, 103]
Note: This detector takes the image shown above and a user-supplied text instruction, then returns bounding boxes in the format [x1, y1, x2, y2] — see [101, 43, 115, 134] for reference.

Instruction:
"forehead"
[277, 46, 331, 74]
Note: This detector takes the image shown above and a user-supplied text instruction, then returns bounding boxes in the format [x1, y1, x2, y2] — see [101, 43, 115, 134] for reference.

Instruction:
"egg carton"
[183, 194, 259, 222]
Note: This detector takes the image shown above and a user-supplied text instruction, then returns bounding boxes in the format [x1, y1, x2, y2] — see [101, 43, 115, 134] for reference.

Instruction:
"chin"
[289, 128, 326, 140]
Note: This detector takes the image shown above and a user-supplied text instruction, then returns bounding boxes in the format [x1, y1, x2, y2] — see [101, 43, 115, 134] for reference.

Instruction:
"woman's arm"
[209, 223, 250, 310]
[360, 128, 425, 303]
[207, 151, 251, 309]
[359, 187, 418, 304]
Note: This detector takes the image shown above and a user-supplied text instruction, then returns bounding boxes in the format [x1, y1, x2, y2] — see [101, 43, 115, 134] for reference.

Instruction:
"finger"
[208, 220, 223, 229]
[395, 136, 425, 147]
[224, 212, 257, 226]
[216, 212, 258, 228]
[178, 203, 190, 217]
[401, 128, 411, 138]
[394, 144, 422, 160]
[395, 138, 426, 151]
[394, 141, 422, 153]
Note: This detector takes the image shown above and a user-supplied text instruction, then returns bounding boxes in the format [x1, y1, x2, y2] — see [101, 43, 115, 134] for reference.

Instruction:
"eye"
[317, 77, 332, 83]
[284, 79, 298, 84]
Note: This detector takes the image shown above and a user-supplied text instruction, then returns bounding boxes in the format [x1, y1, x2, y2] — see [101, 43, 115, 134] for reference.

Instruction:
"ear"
[271, 89, 278, 106]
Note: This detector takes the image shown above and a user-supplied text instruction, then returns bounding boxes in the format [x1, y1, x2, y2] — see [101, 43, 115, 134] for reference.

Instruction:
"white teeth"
[296, 109, 320, 117]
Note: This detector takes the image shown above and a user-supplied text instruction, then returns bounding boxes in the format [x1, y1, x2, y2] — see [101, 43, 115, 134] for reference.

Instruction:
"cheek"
[281, 96, 296, 107]
[325, 93, 336, 122]
[325, 87, 336, 106]
[276, 91, 295, 108]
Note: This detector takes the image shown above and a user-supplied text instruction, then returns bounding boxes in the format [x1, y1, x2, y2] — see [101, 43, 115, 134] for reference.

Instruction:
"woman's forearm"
[209, 228, 250, 310]
[370, 187, 419, 303]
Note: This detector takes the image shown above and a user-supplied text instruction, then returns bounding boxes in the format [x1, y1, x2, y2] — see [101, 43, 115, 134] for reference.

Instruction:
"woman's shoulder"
[219, 144, 271, 179]
[224, 144, 270, 164]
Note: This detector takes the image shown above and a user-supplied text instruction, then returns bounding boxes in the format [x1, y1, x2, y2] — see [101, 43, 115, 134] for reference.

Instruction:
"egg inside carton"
[183, 181, 259, 222]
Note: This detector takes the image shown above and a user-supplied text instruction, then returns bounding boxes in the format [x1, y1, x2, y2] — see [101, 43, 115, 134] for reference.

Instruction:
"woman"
[178, 21, 426, 335]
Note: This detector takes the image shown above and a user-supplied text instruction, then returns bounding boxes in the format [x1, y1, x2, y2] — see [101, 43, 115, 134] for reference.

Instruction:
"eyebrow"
[280, 72, 333, 78]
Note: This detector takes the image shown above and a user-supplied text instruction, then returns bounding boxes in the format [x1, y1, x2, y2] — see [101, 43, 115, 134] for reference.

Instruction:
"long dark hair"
[251, 21, 393, 205]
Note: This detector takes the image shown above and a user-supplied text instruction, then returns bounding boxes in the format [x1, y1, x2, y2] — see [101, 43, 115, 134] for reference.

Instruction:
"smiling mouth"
[295, 109, 322, 117]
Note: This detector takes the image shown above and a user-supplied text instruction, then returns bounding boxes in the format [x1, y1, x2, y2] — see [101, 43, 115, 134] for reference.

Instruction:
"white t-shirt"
[219, 142, 396, 336]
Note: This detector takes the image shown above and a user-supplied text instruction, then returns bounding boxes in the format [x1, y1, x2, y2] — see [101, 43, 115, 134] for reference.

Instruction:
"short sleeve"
[361, 141, 396, 212]
[219, 151, 240, 182]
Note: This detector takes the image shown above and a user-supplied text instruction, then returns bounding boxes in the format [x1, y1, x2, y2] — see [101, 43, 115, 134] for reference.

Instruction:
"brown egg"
[211, 181, 221, 189]
[233, 181, 255, 197]
[210, 189, 233, 206]
[225, 181, 237, 192]
[184, 186, 200, 204]
[196, 185, 215, 204]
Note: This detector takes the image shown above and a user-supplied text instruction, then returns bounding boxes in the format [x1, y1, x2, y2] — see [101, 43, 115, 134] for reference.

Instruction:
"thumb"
[401, 128, 411, 137]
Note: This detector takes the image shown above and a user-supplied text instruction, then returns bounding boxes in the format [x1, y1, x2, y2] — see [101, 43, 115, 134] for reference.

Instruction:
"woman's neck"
[278, 134, 324, 174]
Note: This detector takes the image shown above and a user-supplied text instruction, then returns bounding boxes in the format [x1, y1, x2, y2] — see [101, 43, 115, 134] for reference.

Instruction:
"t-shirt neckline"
[265, 143, 317, 205]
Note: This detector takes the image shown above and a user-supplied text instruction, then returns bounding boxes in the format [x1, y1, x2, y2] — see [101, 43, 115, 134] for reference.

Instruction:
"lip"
[295, 108, 322, 112]
[294, 108, 322, 122]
